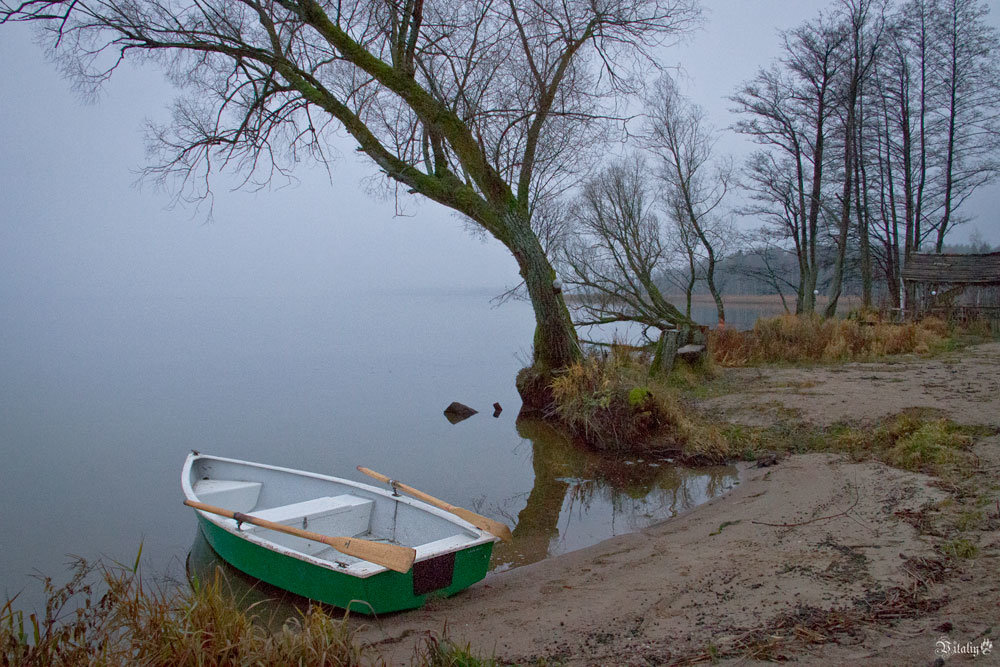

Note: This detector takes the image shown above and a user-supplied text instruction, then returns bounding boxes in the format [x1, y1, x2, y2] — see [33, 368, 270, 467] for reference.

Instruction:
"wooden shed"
[901, 252, 1000, 325]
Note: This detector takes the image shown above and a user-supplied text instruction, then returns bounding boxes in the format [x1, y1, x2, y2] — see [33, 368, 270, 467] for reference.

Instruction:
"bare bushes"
[709, 313, 954, 366]
[547, 347, 727, 460]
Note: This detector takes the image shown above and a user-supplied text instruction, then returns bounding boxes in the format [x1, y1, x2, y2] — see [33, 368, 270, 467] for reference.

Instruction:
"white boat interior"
[182, 453, 495, 577]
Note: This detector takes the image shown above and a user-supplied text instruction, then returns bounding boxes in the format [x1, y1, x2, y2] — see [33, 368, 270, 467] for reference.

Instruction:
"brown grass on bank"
[545, 312, 991, 462]
[547, 346, 728, 460]
[1, 557, 370, 666]
[1, 556, 512, 667]
[709, 312, 956, 367]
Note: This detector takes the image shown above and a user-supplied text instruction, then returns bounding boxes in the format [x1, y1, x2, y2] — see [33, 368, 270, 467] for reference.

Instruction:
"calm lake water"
[1, 290, 738, 614]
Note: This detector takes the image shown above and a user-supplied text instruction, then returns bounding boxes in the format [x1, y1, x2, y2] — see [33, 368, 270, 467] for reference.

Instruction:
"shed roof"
[901, 252, 1000, 284]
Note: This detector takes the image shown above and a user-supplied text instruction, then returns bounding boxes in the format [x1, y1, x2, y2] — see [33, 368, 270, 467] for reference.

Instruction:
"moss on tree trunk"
[520, 258, 579, 373]
[505, 212, 581, 411]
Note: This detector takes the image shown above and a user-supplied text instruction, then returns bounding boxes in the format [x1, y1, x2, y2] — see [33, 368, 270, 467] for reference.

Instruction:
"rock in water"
[443, 402, 478, 424]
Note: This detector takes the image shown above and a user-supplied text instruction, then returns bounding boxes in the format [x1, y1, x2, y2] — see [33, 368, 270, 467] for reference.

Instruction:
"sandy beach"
[358, 342, 1000, 665]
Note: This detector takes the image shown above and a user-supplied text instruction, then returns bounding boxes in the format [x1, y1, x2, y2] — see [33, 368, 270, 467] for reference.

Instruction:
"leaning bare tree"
[645, 74, 731, 328]
[561, 155, 695, 336]
[1, 0, 701, 387]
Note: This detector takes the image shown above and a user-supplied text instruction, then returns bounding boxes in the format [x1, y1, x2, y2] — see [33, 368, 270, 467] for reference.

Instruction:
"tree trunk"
[858, 195, 873, 309]
[795, 248, 808, 315]
[825, 144, 853, 319]
[687, 214, 724, 328]
[683, 243, 696, 320]
[803, 107, 826, 316]
[827, 33, 865, 319]
[855, 109, 873, 309]
[506, 213, 581, 372]
[856, 130, 873, 308]
[649, 328, 680, 378]
[936, 23, 959, 253]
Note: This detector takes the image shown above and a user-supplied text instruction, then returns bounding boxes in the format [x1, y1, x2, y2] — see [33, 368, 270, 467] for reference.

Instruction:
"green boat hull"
[197, 516, 494, 614]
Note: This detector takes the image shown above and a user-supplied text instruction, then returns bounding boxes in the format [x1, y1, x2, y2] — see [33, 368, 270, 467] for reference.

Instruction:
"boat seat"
[193, 479, 262, 512]
[413, 534, 475, 558]
[243, 495, 375, 557]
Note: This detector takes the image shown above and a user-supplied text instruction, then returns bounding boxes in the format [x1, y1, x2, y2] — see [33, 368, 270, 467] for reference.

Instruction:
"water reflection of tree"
[492, 418, 737, 570]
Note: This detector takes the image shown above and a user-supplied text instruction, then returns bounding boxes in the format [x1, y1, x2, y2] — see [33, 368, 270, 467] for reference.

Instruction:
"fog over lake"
[1, 287, 740, 614]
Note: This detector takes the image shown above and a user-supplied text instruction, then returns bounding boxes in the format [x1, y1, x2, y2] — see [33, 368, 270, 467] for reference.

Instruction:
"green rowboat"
[182, 453, 499, 614]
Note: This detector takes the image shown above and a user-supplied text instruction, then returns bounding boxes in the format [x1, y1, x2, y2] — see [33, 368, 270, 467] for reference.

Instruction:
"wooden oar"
[356, 467, 514, 542]
[184, 499, 416, 573]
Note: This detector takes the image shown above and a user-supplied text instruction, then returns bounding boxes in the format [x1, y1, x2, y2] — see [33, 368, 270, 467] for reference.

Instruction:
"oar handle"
[356, 468, 454, 510]
[356, 467, 513, 542]
[184, 499, 415, 573]
[357, 467, 392, 485]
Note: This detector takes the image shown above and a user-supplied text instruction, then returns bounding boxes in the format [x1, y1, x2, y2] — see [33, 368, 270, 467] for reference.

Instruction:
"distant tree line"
[655, 236, 997, 313]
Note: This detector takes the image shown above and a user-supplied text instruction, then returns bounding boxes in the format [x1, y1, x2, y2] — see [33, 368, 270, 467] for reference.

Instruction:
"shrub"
[416, 634, 498, 667]
[885, 420, 972, 471]
[941, 538, 979, 560]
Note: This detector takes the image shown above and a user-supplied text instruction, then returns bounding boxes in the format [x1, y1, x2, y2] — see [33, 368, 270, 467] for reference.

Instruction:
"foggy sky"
[1, 0, 998, 310]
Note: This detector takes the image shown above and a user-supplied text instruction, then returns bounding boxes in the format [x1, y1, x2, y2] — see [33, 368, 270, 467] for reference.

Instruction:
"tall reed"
[709, 313, 955, 366]
[2, 556, 369, 666]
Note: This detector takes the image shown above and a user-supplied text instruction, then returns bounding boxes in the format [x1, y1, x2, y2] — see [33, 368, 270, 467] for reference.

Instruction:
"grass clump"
[709, 313, 960, 367]
[547, 346, 728, 460]
[941, 538, 979, 560]
[715, 409, 992, 475]
[884, 420, 972, 470]
[416, 633, 500, 666]
[829, 410, 981, 473]
[2, 557, 369, 666]
[955, 510, 985, 532]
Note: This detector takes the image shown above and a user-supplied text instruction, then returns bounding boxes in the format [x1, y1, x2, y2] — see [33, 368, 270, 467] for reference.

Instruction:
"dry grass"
[1, 556, 370, 666]
[709, 312, 957, 367]
[414, 633, 503, 667]
[0, 557, 512, 667]
[546, 346, 728, 460]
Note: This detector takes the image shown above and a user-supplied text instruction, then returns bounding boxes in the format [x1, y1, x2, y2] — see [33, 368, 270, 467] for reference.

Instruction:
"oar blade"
[325, 537, 416, 574]
[450, 507, 514, 543]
